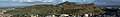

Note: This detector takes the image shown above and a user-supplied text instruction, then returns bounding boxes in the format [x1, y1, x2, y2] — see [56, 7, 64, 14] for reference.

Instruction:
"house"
[59, 14, 69, 17]
[85, 14, 89, 17]
[46, 15, 56, 17]
[0, 14, 13, 17]
[30, 14, 40, 17]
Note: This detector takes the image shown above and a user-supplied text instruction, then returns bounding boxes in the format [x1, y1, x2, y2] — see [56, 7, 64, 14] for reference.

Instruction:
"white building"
[0, 14, 13, 17]
[85, 14, 89, 17]
[59, 14, 69, 17]
[0, 8, 15, 14]
[119, 8, 120, 9]
[46, 15, 56, 17]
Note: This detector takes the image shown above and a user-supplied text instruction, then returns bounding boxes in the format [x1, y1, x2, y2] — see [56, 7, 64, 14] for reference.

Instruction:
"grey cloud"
[95, 0, 120, 5]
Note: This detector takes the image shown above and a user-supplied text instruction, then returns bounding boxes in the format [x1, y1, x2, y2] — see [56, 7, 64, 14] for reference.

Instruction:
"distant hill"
[5, 1, 104, 15]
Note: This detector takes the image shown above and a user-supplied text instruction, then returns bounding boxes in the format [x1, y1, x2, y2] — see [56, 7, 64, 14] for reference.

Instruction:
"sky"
[0, 0, 120, 7]
[94, 0, 120, 5]
[0, 0, 94, 2]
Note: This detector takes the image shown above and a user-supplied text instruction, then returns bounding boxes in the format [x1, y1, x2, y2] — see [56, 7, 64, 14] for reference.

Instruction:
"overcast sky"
[0, 0, 119, 5]
[94, 0, 120, 5]
[0, 0, 120, 7]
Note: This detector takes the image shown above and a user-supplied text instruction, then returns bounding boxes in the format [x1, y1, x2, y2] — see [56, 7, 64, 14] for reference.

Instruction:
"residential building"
[0, 14, 13, 17]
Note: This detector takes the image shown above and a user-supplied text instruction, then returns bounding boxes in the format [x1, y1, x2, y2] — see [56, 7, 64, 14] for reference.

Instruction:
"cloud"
[15, 0, 54, 2]
[41, 0, 54, 2]
[111, 0, 120, 2]
[62, 0, 68, 2]
[0, 0, 54, 2]
[95, 0, 120, 5]
[0, 0, 68, 2]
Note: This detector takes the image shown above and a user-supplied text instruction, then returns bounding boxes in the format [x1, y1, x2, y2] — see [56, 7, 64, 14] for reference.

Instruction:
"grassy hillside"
[5, 1, 104, 15]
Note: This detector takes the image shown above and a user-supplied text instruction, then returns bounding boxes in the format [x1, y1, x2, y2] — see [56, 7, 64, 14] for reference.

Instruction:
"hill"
[5, 1, 104, 15]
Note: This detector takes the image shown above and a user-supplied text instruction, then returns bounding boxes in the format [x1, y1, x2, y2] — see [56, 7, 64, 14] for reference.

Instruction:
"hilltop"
[5, 1, 104, 15]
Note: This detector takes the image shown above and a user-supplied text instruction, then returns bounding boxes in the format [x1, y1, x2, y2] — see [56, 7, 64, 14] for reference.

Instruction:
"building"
[0, 8, 15, 14]
[0, 14, 13, 17]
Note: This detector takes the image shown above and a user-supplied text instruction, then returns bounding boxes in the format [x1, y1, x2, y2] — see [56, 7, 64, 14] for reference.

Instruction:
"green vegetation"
[5, 1, 104, 15]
